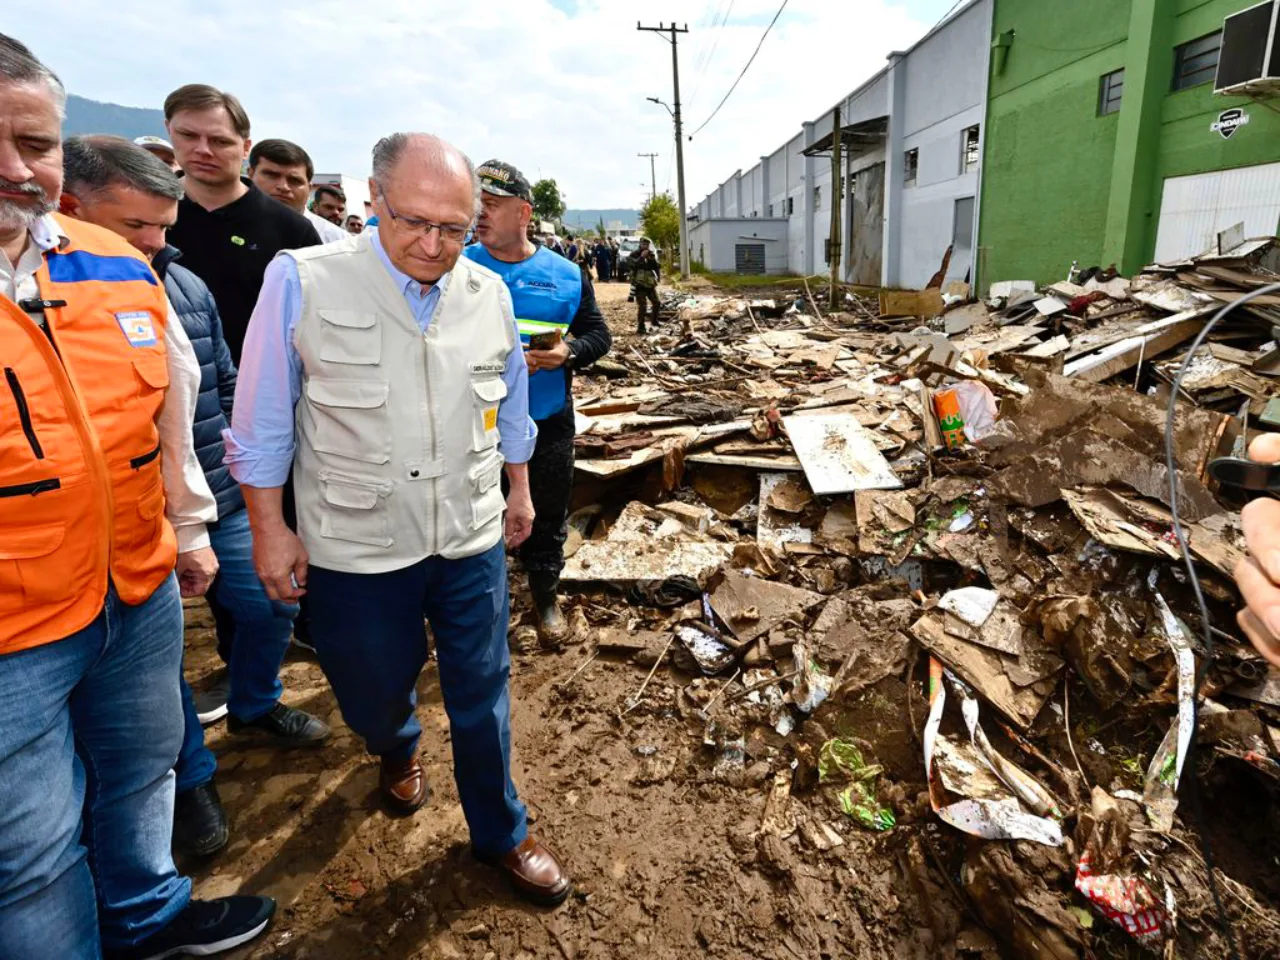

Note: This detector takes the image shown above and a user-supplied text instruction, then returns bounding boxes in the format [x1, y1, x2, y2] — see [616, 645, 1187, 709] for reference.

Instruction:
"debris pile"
[548, 241, 1280, 958]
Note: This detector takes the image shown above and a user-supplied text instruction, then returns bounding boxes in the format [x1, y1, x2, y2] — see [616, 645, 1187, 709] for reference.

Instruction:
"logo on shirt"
[115, 311, 157, 347]
[470, 361, 505, 375]
[517, 279, 557, 291]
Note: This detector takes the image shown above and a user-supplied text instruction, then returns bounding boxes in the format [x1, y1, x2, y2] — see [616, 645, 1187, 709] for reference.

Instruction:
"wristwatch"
[564, 345, 578, 370]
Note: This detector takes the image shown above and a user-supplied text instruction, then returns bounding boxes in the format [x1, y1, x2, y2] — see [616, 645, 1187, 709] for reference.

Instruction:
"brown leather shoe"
[483, 836, 571, 907]
[379, 754, 428, 815]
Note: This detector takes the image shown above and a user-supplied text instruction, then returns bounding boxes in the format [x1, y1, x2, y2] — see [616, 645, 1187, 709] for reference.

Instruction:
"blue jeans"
[175, 508, 296, 795]
[306, 542, 527, 858]
[0, 576, 191, 959]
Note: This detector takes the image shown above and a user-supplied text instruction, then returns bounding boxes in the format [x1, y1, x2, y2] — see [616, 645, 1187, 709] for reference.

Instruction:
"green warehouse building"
[978, 0, 1280, 289]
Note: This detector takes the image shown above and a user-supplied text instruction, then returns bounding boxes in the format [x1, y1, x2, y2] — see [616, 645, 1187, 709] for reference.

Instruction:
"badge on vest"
[115, 311, 157, 347]
[483, 407, 499, 432]
[470, 361, 505, 375]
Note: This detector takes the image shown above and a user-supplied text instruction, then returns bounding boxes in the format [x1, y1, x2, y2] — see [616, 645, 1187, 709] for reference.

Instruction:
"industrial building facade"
[980, 0, 1280, 288]
[690, 0, 1280, 290]
[689, 0, 994, 289]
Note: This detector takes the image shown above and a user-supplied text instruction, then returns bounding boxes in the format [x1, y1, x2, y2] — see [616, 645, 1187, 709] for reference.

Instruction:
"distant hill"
[563, 209, 640, 230]
[63, 94, 167, 141]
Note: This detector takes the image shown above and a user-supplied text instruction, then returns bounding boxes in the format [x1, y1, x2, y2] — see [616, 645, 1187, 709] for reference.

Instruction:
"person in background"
[629, 237, 662, 334]
[467, 159, 613, 644]
[59, 134, 332, 858]
[134, 134, 180, 173]
[608, 236, 619, 281]
[248, 139, 345, 244]
[344, 213, 364, 235]
[311, 184, 345, 227]
[593, 237, 612, 282]
[164, 83, 320, 364]
[164, 83, 321, 718]
[565, 234, 578, 262]
[225, 132, 571, 907]
[0, 35, 274, 959]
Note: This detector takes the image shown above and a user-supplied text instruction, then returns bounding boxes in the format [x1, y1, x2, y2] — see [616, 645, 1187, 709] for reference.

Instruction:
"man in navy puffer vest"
[61, 136, 331, 860]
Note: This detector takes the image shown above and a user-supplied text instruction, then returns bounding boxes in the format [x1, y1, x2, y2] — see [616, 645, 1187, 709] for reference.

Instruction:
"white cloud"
[15, 0, 941, 209]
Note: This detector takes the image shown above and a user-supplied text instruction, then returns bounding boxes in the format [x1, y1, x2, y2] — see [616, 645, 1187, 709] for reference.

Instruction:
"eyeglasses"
[375, 182, 469, 244]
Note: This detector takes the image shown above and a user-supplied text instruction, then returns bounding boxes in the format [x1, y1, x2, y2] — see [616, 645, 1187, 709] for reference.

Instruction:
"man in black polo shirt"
[163, 83, 320, 722]
[164, 84, 319, 364]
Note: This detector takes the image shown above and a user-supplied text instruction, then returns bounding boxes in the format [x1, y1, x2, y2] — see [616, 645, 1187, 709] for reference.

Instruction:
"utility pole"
[637, 152, 659, 200]
[828, 105, 843, 311]
[638, 21, 690, 279]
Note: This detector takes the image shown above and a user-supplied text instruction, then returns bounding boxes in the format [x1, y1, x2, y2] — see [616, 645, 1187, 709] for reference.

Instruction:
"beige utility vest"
[289, 234, 514, 573]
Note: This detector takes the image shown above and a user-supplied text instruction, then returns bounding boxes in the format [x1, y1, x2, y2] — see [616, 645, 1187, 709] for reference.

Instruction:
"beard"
[0, 177, 56, 233]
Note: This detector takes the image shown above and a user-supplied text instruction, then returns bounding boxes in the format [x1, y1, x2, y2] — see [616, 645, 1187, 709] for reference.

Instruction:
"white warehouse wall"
[689, 218, 790, 274]
[689, 0, 992, 287]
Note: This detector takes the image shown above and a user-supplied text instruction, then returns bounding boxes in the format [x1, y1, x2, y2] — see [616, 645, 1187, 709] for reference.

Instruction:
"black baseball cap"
[477, 159, 532, 203]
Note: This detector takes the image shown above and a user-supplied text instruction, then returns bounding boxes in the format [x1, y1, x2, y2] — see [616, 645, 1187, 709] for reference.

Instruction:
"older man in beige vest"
[224, 133, 570, 906]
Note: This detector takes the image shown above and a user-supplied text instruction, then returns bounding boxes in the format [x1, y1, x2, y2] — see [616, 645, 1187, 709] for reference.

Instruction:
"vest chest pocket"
[471, 377, 507, 452]
[318, 310, 380, 365]
[306, 379, 391, 465]
[132, 353, 170, 397]
[469, 452, 506, 530]
[318, 473, 393, 547]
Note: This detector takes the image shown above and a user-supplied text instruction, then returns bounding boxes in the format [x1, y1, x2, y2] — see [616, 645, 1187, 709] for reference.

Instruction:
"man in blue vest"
[59, 135, 331, 860]
[466, 160, 613, 643]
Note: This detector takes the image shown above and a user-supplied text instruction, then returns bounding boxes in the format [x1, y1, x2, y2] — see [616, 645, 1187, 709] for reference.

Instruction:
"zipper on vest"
[130, 442, 162, 470]
[4, 368, 45, 459]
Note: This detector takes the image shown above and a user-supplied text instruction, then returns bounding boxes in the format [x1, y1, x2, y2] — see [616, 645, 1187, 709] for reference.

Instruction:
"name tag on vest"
[470, 361, 505, 375]
[115, 311, 157, 347]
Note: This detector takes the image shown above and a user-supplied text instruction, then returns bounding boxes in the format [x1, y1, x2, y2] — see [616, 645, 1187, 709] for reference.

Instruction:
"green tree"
[596, 216, 607, 239]
[531, 178, 566, 224]
[639, 192, 680, 260]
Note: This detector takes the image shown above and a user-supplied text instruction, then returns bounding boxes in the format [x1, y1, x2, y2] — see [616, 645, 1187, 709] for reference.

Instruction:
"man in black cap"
[464, 160, 612, 644]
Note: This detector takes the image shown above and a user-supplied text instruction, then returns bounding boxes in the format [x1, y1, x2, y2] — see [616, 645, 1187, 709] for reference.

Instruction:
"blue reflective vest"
[464, 244, 582, 421]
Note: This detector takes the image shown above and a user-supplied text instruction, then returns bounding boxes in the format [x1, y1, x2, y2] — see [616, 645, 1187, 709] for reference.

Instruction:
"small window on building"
[1173, 31, 1222, 91]
[786, 196, 795, 216]
[1098, 69, 1124, 115]
[814, 186, 822, 210]
[767, 203, 773, 217]
[961, 125, 980, 173]
[904, 148, 919, 185]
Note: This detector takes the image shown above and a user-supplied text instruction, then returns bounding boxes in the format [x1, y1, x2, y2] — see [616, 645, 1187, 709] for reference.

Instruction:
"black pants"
[636, 285, 661, 327]
[522, 405, 576, 578]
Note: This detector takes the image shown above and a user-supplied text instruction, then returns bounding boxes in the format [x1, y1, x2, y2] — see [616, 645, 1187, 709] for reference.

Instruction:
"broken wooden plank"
[1063, 312, 1208, 382]
[879, 288, 945, 319]
[782, 414, 902, 495]
[709, 570, 824, 645]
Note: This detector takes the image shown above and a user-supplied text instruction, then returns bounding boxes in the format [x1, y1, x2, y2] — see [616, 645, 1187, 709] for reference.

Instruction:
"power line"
[690, 0, 789, 138]
[688, 0, 736, 109]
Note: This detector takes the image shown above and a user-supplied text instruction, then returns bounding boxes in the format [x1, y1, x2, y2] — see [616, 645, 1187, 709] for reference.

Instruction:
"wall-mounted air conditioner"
[1215, 0, 1280, 95]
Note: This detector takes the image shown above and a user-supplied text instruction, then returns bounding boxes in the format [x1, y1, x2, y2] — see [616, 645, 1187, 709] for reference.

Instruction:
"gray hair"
[372, 132, 482, 220]
[63, 135, 185, 202]
[0, 34, 66, 118]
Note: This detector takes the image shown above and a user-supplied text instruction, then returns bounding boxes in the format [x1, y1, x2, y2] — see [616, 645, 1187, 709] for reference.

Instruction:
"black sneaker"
[174, 781, 229, 858]
[228, 703, 331, 747]
[108, 896, 275, 959]
[193, 672, 230, 726]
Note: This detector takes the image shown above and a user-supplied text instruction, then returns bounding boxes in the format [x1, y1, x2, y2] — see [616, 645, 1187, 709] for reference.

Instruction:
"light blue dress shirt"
[223, 233, 537, 487]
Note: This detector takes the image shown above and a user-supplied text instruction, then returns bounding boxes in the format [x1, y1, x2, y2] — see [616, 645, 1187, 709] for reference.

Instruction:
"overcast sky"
[12, 0, 967, 210]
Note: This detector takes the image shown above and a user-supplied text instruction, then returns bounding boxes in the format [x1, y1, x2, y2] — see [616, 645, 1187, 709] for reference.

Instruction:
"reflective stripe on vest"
[0, 214, 174, 654]
[461, 245, 582, 422]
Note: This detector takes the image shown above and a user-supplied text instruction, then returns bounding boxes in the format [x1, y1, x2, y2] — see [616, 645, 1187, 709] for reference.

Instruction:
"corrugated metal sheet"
[1154, 161, 1280, 262]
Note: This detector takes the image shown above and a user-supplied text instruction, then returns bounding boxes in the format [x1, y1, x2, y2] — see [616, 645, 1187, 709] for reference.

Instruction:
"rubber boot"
[528, 571, 569, 647]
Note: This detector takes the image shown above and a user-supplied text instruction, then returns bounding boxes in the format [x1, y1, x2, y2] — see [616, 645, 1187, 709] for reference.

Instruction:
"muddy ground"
[185, 280, 1280, 959]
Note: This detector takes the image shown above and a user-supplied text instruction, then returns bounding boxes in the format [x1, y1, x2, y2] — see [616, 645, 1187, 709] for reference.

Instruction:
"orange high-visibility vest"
[0, 214, 175, 655]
